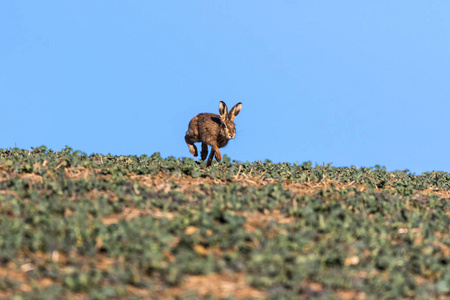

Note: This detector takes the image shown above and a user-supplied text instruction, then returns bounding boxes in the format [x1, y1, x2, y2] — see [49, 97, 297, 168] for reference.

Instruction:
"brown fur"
[185, 101, 242, 166]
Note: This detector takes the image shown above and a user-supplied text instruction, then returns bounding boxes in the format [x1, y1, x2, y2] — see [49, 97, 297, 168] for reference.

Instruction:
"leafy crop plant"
[0, 146, 448, 299]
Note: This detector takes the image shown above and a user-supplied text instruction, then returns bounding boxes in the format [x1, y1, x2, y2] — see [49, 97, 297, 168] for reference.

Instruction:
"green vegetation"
[0, 146, 449, 299]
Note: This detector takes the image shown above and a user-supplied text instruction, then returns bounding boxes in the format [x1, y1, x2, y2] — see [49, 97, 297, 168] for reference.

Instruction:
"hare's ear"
[228, 102, 242, 121]
[219, 101, 228, 121]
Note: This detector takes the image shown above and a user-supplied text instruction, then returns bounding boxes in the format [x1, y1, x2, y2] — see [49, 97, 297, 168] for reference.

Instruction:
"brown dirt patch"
[241, 210, 293, 235]
[157, 272, 266, 299]
[101, 207, 175, 225]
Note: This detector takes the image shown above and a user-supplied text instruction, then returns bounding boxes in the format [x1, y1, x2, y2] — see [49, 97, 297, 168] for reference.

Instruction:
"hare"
[185, 101, 242, 166]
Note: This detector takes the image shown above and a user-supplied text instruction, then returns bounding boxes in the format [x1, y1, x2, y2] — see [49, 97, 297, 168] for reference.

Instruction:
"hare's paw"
[188, 145, 198, 157]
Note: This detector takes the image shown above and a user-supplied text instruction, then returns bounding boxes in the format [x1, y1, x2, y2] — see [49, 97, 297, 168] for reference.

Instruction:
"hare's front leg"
[206, 145, 221, 167]
[185, 135, 198, 156]
[212, 145, 221, 163]
[206, 150, 214, 167]
[201, 143, 209, 161]
[206, 145, 221, 166]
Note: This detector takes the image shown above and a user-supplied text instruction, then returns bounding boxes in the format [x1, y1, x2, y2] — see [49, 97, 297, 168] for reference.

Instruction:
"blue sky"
[1, 1, 449, 174]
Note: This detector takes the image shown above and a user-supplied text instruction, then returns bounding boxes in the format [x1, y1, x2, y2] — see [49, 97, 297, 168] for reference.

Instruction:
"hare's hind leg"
[201, 143, 208, 161]
[185, 134, 198, 157]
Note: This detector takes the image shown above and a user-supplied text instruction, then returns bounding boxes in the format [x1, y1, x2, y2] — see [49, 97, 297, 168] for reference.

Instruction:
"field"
[0, 146, 449, 299]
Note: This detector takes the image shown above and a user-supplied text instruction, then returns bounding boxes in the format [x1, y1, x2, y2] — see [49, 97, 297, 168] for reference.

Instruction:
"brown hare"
[185, 101, 242, 166]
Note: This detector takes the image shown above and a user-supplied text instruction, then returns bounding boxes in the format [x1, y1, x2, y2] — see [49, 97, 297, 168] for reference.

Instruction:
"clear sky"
[1, 1, 449, 174]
